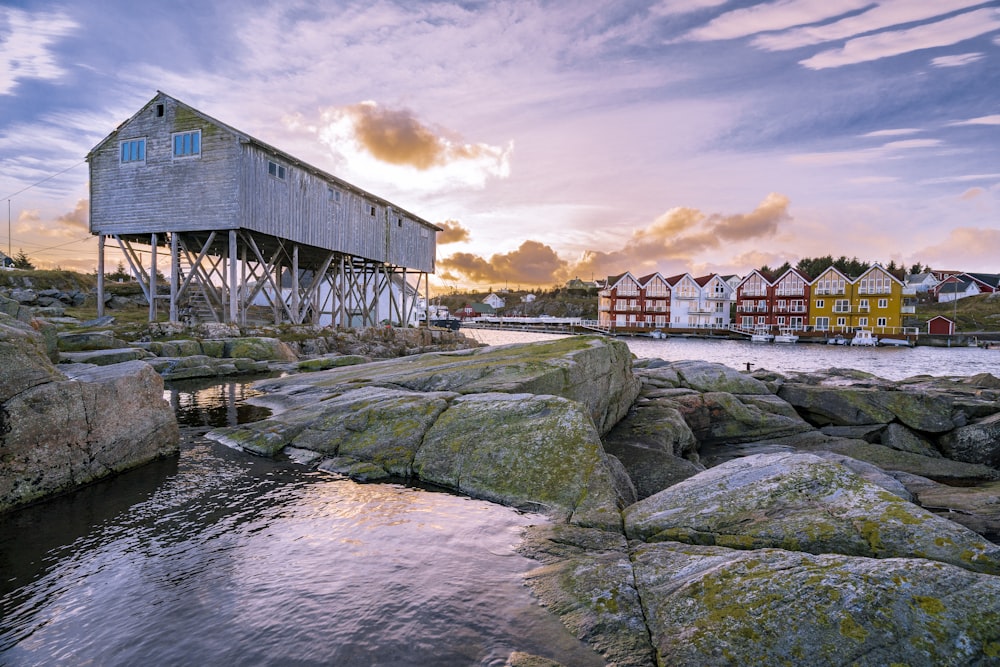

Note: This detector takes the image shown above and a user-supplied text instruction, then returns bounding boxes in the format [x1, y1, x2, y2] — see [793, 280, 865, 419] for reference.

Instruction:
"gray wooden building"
[88, 92, 440, 326]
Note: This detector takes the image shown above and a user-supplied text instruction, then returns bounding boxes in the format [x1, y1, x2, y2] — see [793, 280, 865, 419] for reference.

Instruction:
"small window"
[329, 188, 341, 202]
[370, 206, 376, 216]
[878, 298, 888, 308]
[156, 104, 164, 117]
[268, 160, 286, 180]
[397, 218, 403, 227]
[120, 138, 146, 163]
[173, 131, 201, 157]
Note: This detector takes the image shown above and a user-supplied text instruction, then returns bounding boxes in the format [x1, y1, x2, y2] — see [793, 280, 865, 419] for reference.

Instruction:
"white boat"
[850, 330, 878, 346]
[826, 334, 847, 345]
[649, 329, 664, 339]
[750, 327, 774, 343]
[774, 328, 799, 344]
[878, 337, 912, 347]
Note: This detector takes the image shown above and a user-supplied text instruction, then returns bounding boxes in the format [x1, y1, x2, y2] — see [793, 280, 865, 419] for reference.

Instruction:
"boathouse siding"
[88, 92, 437, 274]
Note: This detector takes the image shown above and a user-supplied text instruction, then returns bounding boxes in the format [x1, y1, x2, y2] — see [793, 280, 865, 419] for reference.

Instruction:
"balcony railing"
[901, 305, 916, 314]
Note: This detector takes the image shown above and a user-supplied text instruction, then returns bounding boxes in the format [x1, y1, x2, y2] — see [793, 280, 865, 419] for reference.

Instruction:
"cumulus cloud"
[438, 240, 568, 286]
[571, 193, 790, 279]
[0, 7, 78, 95]
[437, 219, 471, 244]
[438, 194, 791, 287]
[56, 198, 88, 231]
[313, 101, 512, 191]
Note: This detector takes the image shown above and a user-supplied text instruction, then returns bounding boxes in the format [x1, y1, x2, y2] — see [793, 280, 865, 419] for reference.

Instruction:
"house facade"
[483, 292, 506, 309]
[692, 274, 734, 328]
[598, 272, 642, 327]
[734, 270, 773, 330]
[810, 264, 903, 334]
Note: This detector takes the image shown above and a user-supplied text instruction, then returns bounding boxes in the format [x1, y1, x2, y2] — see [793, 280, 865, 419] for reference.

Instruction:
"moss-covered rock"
[671, 391, 814, 445]
[639, 360, 772, 395]
[415, 393, 626, 529]
[938, 412, 1000, 468]
[0, 316, 63, 403]
[518, 524, 655, 667]
[56, 330, 130, 352]
[777, 383, 955, 432]
[223, 336, 298, 361]
[297, 354, 369, 372]
[623, 452, 1000, 574]
[631, 541, 1000, 666]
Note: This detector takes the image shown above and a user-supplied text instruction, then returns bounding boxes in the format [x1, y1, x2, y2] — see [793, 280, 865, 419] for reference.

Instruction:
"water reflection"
[164, 376, 274, 428]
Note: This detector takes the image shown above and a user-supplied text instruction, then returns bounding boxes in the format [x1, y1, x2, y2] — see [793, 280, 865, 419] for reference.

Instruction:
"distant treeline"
[756, 256, 927, 282]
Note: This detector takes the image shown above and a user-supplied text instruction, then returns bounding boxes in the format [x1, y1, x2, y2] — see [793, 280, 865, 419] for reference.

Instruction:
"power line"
[2, 160, 87, 201]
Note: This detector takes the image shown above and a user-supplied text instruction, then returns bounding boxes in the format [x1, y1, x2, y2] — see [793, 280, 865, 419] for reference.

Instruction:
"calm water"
[0, 380, 602, 667]
[464, 329, 1000, 380]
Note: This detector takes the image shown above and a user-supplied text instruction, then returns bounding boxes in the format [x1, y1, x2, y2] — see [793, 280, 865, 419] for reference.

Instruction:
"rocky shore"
[205, 336, 1000, 666]
[4, 311, 1000, 664]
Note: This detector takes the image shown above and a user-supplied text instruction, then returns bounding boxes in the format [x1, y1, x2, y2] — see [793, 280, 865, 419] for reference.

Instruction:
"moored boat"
[850, 329, 878, 346]
[774, 328, 799, 344]
[750, 327, 774, 343]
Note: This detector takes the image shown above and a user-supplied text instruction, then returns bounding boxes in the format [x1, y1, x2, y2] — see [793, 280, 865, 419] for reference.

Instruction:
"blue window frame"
[120, 138, 145, 163]
[268, 160, 286, 180]
[173, 130, 201, 157]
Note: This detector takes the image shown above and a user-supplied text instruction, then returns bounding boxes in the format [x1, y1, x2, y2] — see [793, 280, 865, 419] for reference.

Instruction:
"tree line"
[756, 256, 928, 282]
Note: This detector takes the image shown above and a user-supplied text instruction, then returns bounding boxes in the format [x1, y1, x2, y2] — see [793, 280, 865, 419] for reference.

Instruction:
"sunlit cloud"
[0, 7, 78, 95]
[436, 220, 471, 245]
[915, 227, 1000, 268]
[960, 187, 985, 200]
[931, 52, 984, 68]
[312, 101, 512, 192]
[920, 173, 1000, 184]
[800, 8, 1000, 70]
[438, 240, 568, 286]
[56, 198, 89, 231]
[651, 0, 729, 18]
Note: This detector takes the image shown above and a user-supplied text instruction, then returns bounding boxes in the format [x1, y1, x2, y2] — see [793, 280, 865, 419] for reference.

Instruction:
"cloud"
[915, 227, 1000, 269]
[861, 128, 922, 138]
[931, 52, 984, 68]
[438, 240, 568, 286]
[56, 199, 88, 231]
[791, 137, 942, 166]
[313, 101, 512, 192]
[682, 0, 872, 42]
[960, 187, 985, 200]
[437, 219, 471, 244]
[651, 0, 729, 18]
[800, 7, 1000, 70]
[438, 194, 791, 287]
[753, 0, 987, 51]
[0, 7, 78, 95]
[949, 114, 1000, 126]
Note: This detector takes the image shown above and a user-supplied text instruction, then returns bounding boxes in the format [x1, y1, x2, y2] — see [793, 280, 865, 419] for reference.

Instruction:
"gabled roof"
[735, 269, 771, 287]
[809, 265, 851, 284]
[664, 272, 695, 286]
[855, 263, 903, 285]
[938, 279, 978, 294]
[636, 272, 667, 287]
[88, 91, 440, 232]
[604, 271, 638, 289]
[906, 272, 938, 283]
[773, 267, 810, 284]
[962, 272, 1000, 288]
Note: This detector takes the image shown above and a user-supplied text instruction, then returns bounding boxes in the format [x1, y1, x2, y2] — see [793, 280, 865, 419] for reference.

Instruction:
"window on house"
[397, 218, 403, 227]
[859, 317, 868, 327]
[156, 104, 164, 117]
[120, 138, 145, 163]
[837, 317, 846, 326]
[815, 317, 829, 330]
[329, 188, 341, 202]
[815, 299, 824, 309]
[173, 130, 201, 157]
[370, 206, 376, 216]
[878, 298, 888, 309]
[877, 317, 887, 327]
[268, 161, 286, 180]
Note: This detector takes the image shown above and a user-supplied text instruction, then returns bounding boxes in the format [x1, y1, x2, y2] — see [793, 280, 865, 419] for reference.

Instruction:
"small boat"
[750, 327, 774, 343]
[826, 334, 846, 345]
[649, 329, 664, 339]
[850, 330, 878, 346]
[878, 337, 912, 348]
[774, 328, 799, 344]
[429, 317, 461, 331]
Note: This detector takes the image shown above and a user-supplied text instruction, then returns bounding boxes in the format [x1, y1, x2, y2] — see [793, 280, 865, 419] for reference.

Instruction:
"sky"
[1, 0, 999, 291]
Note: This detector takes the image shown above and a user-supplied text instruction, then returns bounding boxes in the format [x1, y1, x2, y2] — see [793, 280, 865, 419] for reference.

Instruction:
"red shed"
[927, 315, 955, 335]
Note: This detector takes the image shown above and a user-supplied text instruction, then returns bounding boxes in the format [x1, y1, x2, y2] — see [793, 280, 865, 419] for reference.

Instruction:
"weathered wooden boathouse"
[87, 92, 440, 326]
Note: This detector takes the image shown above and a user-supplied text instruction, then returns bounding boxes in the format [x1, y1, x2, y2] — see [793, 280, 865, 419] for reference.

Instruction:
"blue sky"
[1, 0, 998, 288]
